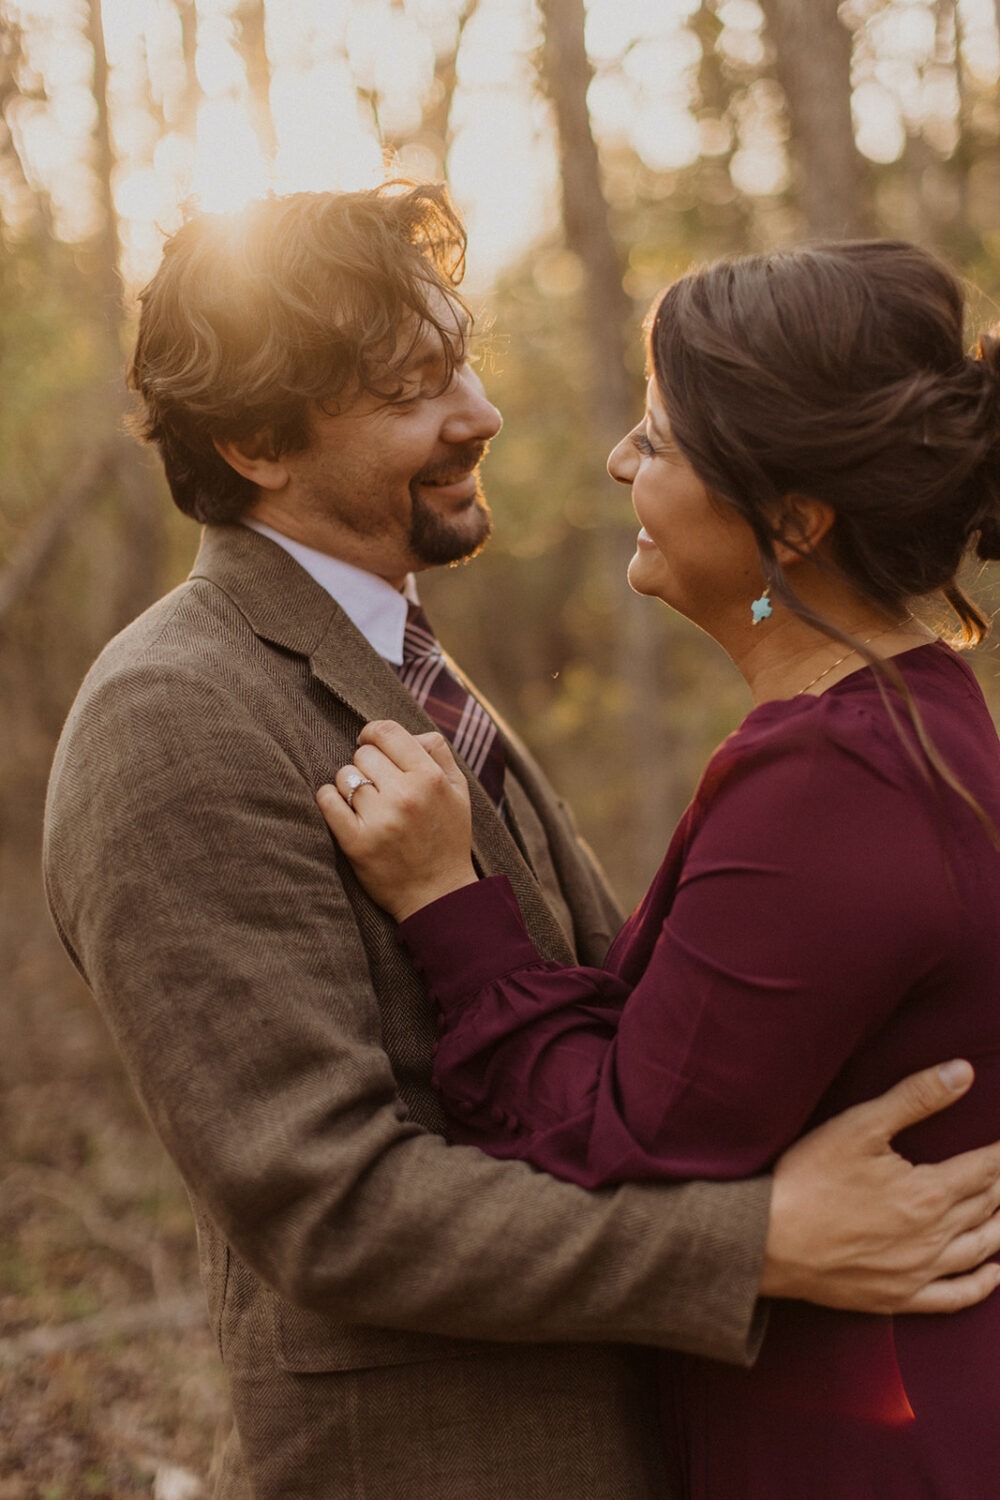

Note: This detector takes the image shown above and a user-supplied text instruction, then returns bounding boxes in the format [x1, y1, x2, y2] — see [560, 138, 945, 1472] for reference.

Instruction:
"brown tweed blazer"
[43, 525, 769, 1500]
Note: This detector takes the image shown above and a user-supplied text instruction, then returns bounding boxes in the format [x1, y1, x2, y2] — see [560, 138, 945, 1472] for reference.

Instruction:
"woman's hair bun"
[974, 511, 1000, 561]
[970, 328, 1000, 560]
[977, 329, 1000, 380]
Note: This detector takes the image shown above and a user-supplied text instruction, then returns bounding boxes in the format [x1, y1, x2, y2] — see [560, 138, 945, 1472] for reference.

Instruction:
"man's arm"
[42, 648, 770, 1363]
[765, 1060, 1000, 1312]
[45, 653, 1000, 1368]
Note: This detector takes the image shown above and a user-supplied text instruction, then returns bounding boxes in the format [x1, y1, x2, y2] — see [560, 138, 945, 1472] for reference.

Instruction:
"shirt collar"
[243, 520, 417, 665]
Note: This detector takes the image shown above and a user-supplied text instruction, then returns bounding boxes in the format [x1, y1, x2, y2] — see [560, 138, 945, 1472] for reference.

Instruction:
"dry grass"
[1, 877, 230, 1499]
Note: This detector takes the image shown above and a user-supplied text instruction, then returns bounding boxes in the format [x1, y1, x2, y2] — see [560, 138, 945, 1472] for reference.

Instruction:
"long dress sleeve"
[403, 647, 1000, 1499]
[400, 683, 961, 1189]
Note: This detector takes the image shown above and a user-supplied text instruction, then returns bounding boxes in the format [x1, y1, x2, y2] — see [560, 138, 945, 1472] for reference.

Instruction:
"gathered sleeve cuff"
[398, 875, 548, 1016]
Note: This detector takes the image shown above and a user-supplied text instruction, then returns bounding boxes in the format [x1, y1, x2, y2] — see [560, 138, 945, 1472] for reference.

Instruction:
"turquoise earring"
[751, 587, 772, 625]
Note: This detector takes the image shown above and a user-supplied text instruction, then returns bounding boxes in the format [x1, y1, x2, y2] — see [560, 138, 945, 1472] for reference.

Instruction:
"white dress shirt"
[244, 520, 418, 665]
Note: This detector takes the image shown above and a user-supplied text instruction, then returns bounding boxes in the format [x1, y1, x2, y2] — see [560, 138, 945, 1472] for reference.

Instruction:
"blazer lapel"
[190, 525, 576, 963]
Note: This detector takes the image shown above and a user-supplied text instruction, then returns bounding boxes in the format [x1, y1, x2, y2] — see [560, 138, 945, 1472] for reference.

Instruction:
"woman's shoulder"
[702, 641, 994, 805]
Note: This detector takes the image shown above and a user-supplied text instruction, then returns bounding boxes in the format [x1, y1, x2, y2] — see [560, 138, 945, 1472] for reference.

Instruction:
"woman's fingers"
[316, 779, 356, 844]
[318, 723, 467, 837]
[413, 730, 464, 781]
[315, 747, 396, 844]
[357, 719, 450, 772]
[316, 718, 476, 920]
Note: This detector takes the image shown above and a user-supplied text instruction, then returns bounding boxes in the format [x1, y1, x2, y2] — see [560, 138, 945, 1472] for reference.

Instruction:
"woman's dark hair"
[649, 239, 1000, 644]
[128, 181, 470, 523]
[648, 240, 1000, 829]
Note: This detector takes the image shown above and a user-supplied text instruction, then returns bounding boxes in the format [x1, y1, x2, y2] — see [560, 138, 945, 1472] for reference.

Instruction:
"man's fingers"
[846, 1060, 974, 1143]
[933, 1201, 1000, 1278]
[919, 1139, 1000, 1222]
[897, 1260, 1000, 1316]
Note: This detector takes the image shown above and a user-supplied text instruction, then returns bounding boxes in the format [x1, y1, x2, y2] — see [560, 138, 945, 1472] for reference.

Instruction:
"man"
[43, 184, 1000, 1500]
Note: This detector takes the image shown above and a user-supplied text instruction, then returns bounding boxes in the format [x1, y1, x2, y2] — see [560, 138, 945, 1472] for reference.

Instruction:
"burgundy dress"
[398, 644, 1000, 1499]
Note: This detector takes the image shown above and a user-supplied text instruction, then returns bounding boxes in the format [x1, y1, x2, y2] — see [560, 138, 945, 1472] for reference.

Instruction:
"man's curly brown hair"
[128, 182, 470, 522]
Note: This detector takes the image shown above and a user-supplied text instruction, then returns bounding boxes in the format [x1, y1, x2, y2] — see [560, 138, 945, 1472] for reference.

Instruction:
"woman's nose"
[607, 431, 637, 485]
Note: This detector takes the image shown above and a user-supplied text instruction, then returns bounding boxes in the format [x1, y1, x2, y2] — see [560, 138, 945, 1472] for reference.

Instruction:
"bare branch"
[0, 1294, 207, 1367]
[0, 440, 119, 625]
[233, 0, 276, 163]
[757, 0, 871, 237]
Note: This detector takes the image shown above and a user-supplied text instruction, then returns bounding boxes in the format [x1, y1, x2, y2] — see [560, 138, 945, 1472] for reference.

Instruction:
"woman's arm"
[323, 710, 955, 1188]
[318, 717, 1000, 1314]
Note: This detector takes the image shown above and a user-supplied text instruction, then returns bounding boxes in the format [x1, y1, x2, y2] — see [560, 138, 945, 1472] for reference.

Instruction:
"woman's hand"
[317, 720, 477, 921]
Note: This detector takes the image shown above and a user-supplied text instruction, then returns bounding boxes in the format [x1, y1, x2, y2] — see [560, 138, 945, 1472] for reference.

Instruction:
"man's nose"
[441, 366, 503, 444]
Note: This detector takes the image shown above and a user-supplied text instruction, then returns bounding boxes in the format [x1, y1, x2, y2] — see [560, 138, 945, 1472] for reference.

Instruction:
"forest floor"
[1, 878, 229, 1499]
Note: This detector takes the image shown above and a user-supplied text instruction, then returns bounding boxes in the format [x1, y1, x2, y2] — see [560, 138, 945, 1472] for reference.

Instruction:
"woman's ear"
[213, 436, 289, 492]
[770, 493, 835, 567]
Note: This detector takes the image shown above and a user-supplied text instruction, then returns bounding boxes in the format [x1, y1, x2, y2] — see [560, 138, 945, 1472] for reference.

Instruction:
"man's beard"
[407, 445, 493, 566]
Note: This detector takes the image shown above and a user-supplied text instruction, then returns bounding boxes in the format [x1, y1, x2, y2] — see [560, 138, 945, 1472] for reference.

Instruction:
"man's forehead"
[312, 292, 470, 421]
[397, 297, 470, 369]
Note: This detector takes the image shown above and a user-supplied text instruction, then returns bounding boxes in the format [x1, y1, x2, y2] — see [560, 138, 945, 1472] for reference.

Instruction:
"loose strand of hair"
[762, 555, 1000, 847]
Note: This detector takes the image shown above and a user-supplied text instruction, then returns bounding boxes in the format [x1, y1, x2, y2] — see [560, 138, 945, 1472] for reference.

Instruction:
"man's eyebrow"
[405, 345, 449, 373]
[400, 319, 470, 375]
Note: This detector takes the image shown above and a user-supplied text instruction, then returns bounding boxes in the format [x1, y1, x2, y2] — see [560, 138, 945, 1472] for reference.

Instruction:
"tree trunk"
[370, 0, 479, 179]
[176, 0, 201, 135]
[757, 0, 870, 237]
[85, 0, 163, 625]
[0, 443, 119, 629]
[234, 0, 276, 163]
[535, 0, 674, 884]
[0, 8, 46, 233]
[418, 0, 480, 173]
[536, 0, 632, 441]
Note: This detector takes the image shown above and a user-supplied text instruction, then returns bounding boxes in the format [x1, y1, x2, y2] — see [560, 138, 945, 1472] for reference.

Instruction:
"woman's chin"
[626, 555, 668, 600]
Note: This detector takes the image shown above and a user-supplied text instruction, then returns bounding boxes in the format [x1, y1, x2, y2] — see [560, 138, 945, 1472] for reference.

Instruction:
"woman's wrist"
[390, 862, 478, 922]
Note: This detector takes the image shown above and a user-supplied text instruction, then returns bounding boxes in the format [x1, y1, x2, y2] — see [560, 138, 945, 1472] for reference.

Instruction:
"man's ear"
[770, 493, 835, 567]
[213, 436, 289, 492]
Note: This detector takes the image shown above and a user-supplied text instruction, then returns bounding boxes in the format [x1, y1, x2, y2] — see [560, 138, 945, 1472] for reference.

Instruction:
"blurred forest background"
[2, 0, 1000, 1493]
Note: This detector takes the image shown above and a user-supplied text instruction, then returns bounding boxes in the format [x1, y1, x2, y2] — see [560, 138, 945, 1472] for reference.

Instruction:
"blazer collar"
[189, 526, 575, 960]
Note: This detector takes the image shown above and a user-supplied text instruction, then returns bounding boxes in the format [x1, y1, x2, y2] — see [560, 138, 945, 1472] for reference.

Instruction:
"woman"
[318, 241, 1000, 1498]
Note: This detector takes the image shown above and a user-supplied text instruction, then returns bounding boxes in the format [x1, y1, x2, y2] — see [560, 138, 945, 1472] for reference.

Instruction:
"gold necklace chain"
[795, 622, 910, 698]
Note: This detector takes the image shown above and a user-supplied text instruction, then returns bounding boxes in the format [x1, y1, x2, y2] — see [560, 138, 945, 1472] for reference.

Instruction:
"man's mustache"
[413, 442, 490, 486]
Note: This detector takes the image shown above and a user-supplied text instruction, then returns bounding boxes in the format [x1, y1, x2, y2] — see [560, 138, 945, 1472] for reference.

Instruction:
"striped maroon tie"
[396, 602, 506, 812]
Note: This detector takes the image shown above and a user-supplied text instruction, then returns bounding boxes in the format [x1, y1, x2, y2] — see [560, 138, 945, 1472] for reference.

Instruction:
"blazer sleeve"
[43, 630, 769, 1364]
[400, 698, 957, 1187]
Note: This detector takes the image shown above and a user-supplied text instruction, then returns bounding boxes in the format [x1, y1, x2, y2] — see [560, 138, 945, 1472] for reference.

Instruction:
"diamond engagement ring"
[342, 768, 376, 808]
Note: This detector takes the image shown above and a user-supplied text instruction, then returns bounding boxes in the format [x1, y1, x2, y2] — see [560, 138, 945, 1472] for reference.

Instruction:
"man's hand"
[762, 1060, 1000, 1313]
